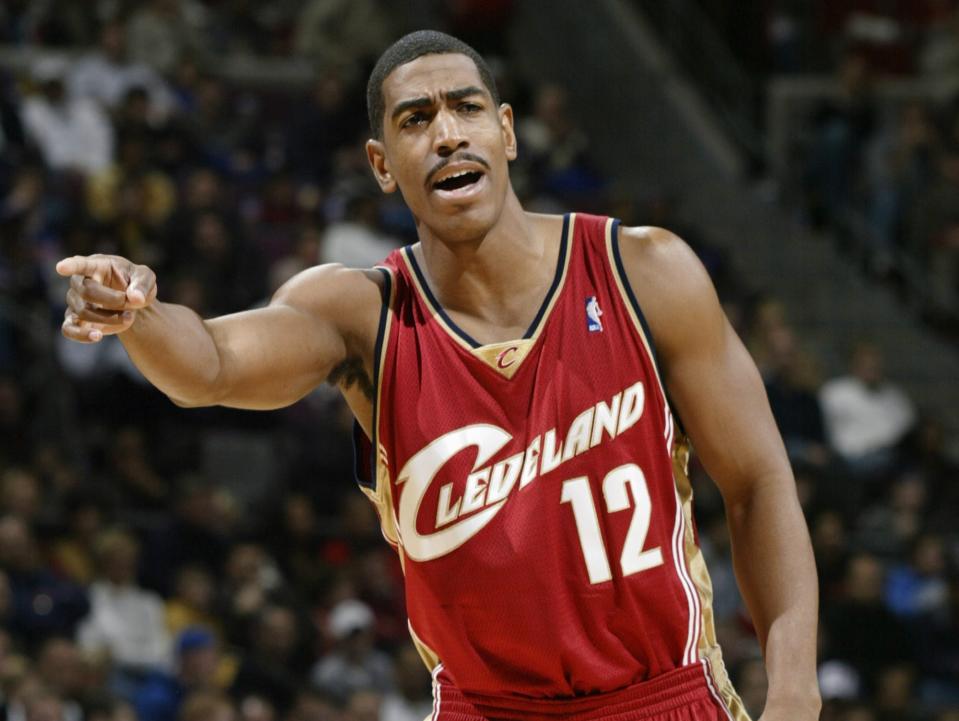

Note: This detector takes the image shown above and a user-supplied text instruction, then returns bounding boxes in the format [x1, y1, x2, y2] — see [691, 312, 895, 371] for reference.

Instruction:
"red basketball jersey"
[357, 213, 747, 718]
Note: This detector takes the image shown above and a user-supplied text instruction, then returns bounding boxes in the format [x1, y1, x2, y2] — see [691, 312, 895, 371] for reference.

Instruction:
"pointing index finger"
[56, 256, 102, 278]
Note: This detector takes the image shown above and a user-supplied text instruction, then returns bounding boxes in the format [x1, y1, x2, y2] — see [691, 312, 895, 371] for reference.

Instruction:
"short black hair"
[366, 30, 500, 138]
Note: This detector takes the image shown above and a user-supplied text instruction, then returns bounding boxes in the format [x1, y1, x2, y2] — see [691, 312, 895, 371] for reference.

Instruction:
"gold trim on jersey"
[360, 266, 402, 549]
[399, 214, 576, 378]
[673, 441, 751, 721]
[608, 220, 750, 721]
[408, 619, 442, 672]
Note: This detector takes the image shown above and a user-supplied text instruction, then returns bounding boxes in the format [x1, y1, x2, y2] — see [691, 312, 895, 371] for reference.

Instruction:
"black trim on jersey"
[524, 212, 570, 338]
[609, 219, 688, 437]
[352, 266, 392, 492]
[402, 212, 571, 349]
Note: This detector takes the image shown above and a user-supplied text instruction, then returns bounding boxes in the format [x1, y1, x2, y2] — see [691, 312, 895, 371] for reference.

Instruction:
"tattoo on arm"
[327, 357, 374, 400]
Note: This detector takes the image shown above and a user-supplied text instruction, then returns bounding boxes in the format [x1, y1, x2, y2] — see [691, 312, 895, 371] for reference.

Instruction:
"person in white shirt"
[77, 528, 173, 673]
[320, 193, 400, 269]
[819, 341, 916, 474]
[68, 21, 175, 120]
[21, 58, 113, 177]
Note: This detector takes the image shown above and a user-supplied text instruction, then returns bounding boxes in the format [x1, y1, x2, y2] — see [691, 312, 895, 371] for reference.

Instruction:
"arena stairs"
[508, 0, 959, 445]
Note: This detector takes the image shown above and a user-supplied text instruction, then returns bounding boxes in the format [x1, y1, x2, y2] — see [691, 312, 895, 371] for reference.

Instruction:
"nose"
[432, 108, 467, 157]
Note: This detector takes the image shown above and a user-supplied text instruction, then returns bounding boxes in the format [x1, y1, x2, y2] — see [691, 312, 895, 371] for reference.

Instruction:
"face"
[367, 54, 517, 243]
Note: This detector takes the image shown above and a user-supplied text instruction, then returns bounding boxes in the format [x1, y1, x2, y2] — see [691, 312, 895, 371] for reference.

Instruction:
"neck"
[414, 190, 552, 325]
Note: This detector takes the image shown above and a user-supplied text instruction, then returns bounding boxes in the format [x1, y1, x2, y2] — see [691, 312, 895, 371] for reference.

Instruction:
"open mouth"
[433, 170, 484, 192]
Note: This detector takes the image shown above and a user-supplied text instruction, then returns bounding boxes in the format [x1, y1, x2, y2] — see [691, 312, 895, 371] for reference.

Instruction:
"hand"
[56, 254, 157, 343]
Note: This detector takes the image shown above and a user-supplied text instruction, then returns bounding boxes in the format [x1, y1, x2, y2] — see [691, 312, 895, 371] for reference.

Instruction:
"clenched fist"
[56, 254, 158, 343]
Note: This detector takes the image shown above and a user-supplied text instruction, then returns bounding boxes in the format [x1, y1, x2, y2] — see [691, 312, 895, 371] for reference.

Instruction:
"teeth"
[437, 169, 477, 184]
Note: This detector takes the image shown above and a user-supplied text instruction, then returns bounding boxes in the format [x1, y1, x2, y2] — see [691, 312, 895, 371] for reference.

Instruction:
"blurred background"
[1, 1, 958, 720]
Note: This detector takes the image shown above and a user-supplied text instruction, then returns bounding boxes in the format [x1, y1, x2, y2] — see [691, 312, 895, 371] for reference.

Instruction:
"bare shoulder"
[272, 263, 386, 350]
[616, 225, 723, 357]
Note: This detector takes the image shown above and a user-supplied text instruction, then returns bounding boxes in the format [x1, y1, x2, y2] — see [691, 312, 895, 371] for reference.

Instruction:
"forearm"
[726, 477, 820, 711]
[120, 301, 223, 406]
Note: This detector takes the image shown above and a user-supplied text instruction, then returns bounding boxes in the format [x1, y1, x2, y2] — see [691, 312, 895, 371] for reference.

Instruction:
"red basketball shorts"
[429, 662, 742, 721]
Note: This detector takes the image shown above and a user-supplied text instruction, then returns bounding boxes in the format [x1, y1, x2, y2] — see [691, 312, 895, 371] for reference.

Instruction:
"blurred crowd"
[777, 1, 959, 321]
[0, 3, 957, 721]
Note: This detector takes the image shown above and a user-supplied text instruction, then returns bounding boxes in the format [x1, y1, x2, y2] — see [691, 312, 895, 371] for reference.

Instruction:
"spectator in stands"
[819, 341, 916, 477]
[20, 58, 113, 176]
[285, 690, 338, 721]
[320, 191, 399, 268]
[909, 139, 959, 314]
[379, 645, 432, 721]
[126, 0, 205, 75]
[229, 605, 303, 715]
[86, 127, 177, 266]
[516, 83, 603, 207]
[0, 515, 88, 646]
[920, 8, 959, 76]
[289, 71, 357, 186]
[811, 511, 850, 601]
[865, 101, 938, 276]
[885, 533, 950, 620]
[178, 690, 236, 721]
[34, 637, 87, 721]
[823, 553, 911, 690]
[236, 695, 275, 721]
[220, 544, 286, 643]
[344, 689, 381, 721]
[804, 49, 877, 231]
[69, 21, 174, 120]
[164, 565, 220, 640]
[77, 528, 172, 674]
[49, 491, 108, 586]
[102, 427, 171, 513]
[912, 577, 959, 708]
[293, 0, 390, 72]
[311, 598, 393, 706]
[134, 626, 225, 721]
[0, 467, 42, 524]
[874, 665, 921, 721]
[23, 685, 68, 721]
[761, 325, 830, 468]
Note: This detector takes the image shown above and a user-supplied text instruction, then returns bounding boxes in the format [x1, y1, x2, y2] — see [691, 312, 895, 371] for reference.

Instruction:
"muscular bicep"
[621, 227, 791, 504]
[202, 264, 381, 410]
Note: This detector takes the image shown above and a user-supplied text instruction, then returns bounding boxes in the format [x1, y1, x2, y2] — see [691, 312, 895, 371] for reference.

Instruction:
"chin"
[428, 204, 500, 244]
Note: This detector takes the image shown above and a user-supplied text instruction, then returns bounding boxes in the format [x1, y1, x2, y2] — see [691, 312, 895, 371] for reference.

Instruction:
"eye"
[402, 112, 428, 129]
[459, 102, 482, 114]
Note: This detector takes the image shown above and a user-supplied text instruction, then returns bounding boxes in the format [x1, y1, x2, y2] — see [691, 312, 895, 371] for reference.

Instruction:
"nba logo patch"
[585, 296, 603, 332]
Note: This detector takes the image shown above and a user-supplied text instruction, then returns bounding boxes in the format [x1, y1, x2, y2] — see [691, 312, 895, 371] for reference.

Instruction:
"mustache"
[425, 152, 491, 187]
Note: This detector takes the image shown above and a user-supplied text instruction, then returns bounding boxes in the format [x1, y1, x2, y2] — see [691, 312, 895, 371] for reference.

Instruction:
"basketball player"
[58, 31, 820, 721]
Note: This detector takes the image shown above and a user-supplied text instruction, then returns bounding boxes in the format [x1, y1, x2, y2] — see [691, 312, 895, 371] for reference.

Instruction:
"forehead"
[382, 53, 486, 105]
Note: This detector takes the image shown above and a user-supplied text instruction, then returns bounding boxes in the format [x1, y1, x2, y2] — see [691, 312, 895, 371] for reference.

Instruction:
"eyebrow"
[390, 86, 487, 121]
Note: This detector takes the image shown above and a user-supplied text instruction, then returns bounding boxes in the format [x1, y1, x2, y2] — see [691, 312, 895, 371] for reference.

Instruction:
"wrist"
[764, 688, 822, 717]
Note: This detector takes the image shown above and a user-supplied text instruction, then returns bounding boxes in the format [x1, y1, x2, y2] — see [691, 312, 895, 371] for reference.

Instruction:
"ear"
[498, 104, 517, 162]
[366, 139, 397, 193]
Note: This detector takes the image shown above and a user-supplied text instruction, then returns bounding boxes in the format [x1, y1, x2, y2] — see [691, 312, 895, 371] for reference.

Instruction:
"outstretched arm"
[619, 227, 820, 721]
[57, 255, 382, 410]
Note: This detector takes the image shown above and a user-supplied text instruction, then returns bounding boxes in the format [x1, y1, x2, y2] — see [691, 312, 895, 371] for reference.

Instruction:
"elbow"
[166, 385, 222, 408]
[167, 394, 209, 408]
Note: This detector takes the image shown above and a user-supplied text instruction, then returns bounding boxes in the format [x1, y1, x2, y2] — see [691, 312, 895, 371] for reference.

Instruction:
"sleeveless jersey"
[357, 213, 748, 718]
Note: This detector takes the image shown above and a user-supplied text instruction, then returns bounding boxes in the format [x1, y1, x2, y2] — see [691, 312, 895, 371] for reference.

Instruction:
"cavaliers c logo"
[496, 346, 519, 369]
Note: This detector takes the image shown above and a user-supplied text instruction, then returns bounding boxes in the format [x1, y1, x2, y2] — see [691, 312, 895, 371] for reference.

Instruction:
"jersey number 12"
[560, 463, 664, 584]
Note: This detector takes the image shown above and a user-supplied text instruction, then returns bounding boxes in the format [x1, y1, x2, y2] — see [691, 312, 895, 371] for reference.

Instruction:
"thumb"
[125, 266, 155, 308]
[126, 285, 146, 306]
